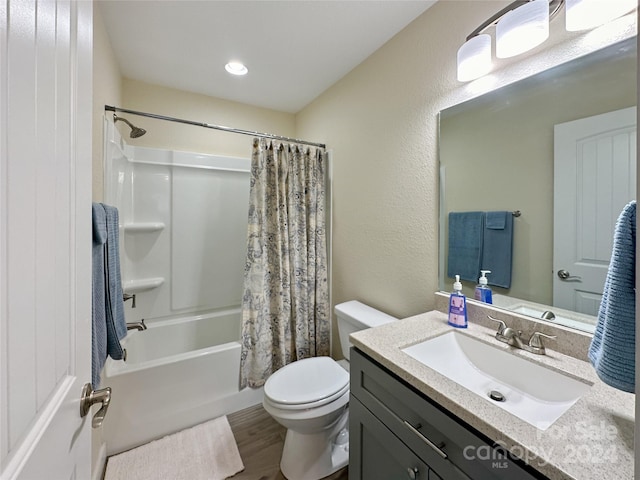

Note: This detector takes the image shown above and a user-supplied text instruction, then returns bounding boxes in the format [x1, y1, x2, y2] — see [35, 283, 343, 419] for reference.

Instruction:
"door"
[553, 107, 636, 314]
[1, 1, 93, 479]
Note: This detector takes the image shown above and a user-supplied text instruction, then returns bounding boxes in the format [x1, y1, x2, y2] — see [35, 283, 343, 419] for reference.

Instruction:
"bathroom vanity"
[349, 310, 635, 480]
[350, 348, 542, 479]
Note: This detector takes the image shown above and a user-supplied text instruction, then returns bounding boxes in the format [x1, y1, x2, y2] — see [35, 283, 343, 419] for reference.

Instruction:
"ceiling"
[98, 1, 436, 113]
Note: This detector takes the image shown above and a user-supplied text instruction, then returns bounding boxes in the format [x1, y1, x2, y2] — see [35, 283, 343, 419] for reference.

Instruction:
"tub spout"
[126, 319, 147, 331]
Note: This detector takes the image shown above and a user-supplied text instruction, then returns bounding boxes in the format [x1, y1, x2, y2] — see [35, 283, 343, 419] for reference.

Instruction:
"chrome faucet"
[487, 316, 556, 355]
[126, 319, 147, 331]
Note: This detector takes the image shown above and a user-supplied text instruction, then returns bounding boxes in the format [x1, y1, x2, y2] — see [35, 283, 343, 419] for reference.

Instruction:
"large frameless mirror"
[439, 37, 637, 334]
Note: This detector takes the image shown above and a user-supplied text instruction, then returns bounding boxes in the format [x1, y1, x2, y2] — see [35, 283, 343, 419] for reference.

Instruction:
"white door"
[1, 1, 94, 479]
[553, 107, 637, 314]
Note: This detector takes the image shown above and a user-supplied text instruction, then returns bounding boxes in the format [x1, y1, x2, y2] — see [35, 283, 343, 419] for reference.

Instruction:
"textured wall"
[295, 1, 636, 356]
[93, 4, 122, 202]
[120, 79, 296, 159]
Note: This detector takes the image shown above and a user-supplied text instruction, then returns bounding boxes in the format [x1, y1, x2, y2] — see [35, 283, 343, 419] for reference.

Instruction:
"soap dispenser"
[474, 270, 493, 304]
[448, 275, 468, 328]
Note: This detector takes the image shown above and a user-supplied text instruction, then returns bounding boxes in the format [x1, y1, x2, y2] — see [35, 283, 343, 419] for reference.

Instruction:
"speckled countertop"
[350, 310, 635, 480]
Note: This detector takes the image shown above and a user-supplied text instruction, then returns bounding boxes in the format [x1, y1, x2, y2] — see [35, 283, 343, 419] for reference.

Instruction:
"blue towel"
[447, 212, 484, 283]
[482, 211, 514, 288]
[102, 204, 127, 355]
[588, 200, 636, 393]
[91, 203, 127, 388]
[92, 204, 108, 388]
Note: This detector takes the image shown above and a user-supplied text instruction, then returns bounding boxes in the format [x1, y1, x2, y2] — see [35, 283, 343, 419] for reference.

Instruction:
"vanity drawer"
[350, 348, 546, 480]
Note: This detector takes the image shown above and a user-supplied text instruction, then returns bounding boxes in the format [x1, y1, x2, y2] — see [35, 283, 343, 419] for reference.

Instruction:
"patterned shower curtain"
[240, 138, 330, 388]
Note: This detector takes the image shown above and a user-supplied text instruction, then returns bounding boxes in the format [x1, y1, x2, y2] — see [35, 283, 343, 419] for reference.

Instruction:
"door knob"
[557, 269, 581, 281]
[80, 383, 112, 428]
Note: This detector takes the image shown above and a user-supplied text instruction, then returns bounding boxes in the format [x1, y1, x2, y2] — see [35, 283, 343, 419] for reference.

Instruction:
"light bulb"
[457, 34, 492, 82]
[496, 0, 550, 58]
[225, 62, 248, 76]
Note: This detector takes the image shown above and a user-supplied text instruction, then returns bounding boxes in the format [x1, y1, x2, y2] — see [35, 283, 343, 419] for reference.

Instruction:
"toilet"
[262, 300, 397, 480]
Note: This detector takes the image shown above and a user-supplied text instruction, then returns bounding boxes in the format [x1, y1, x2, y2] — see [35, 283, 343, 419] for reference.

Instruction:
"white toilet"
[262, 300, 397, 480]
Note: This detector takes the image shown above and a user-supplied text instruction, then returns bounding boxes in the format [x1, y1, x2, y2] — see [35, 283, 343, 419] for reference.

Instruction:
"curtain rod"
[105, 105, 326, 149]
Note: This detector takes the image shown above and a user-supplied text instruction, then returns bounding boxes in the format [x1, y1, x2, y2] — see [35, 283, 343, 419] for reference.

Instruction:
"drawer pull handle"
[407, 466, 419, 479]
[403, 421, 448, 459]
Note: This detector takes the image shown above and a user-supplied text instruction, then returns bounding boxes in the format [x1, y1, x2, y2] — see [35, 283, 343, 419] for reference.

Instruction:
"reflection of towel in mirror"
[447, 212, 484, 283]
[92, 203, 127, 388]
[588, 200, 636, 393]
[481, 211, 513, 288]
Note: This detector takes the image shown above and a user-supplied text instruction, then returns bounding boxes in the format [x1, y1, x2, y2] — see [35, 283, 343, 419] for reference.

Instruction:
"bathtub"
[102, 308, 263, 455]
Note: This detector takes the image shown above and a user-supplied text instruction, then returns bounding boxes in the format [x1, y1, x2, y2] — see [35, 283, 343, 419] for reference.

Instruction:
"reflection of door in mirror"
[553, 107, 637, 315]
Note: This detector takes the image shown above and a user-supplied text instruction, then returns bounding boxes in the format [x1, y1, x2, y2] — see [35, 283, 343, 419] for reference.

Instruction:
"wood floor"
[227, 404, 349, 480]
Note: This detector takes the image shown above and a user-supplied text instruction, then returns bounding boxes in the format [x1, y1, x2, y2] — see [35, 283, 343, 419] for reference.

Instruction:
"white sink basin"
[402, 332, 592, 430]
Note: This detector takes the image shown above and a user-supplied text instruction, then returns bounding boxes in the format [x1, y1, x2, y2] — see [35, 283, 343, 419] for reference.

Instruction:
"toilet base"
[280, 409, 349, 480]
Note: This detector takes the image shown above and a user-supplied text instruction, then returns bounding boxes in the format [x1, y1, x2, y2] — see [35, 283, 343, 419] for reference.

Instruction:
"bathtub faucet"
[126, 319, 147, 331]
[123, 293, 136, 308]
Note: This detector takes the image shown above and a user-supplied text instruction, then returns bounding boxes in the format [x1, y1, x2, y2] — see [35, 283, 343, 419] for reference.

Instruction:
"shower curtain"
[240, 138, 330, 388]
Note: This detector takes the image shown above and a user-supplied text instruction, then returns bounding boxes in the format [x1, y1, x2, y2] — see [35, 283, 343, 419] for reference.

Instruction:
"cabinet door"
[351, 396, 433, 480]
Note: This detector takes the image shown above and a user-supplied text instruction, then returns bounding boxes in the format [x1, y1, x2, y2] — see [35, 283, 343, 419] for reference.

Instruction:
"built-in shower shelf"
[123, 277, 165, 293]
[123, 222, 165, 233]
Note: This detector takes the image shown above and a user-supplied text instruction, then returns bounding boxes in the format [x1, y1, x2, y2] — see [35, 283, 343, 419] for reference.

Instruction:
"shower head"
[114, 115, 147, 138]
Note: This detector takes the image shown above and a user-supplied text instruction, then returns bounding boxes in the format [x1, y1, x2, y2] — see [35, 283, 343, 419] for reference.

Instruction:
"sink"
[401, 332, 592, 430]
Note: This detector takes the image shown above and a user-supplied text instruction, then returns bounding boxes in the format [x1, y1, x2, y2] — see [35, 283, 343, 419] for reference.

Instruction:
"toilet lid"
[264, 357, 349, 409]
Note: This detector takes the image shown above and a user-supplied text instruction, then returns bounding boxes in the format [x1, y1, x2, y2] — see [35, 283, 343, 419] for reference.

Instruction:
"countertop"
[349, 310, 635, 480]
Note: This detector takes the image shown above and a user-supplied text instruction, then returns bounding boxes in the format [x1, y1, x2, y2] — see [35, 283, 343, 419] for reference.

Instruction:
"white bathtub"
[102, 308, 263, 455]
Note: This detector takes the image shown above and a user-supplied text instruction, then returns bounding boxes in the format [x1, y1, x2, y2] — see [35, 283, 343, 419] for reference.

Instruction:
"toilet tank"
[334, 300, 397, 361]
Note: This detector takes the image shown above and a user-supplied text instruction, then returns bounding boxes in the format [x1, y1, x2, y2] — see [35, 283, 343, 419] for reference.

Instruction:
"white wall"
[296, 0, 636, 357]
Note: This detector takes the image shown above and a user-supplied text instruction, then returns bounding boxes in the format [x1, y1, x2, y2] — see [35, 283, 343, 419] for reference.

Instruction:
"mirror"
[439, 37, 637, 334]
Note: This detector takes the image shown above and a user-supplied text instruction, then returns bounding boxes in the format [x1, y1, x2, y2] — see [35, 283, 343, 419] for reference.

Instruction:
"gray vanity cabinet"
[349, 348, 546, 480]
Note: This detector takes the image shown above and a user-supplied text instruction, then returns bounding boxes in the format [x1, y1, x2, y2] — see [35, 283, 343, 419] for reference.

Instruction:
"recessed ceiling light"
[225, 62, 248, 76]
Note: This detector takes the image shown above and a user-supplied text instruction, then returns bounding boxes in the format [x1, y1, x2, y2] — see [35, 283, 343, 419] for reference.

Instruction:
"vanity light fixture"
[457, 0, 562, 82]
[456, 0, 637, 82]
[225, 61, 248, 76]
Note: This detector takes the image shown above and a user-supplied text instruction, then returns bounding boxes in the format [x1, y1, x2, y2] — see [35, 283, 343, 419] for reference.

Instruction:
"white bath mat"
[104, 416, 244, 480]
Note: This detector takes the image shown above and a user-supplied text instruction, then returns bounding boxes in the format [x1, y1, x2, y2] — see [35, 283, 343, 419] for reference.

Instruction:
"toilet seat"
[264, 357, 349, 411]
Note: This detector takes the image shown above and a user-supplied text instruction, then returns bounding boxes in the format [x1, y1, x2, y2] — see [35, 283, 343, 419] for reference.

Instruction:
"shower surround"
[101, 118, 262, 454]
